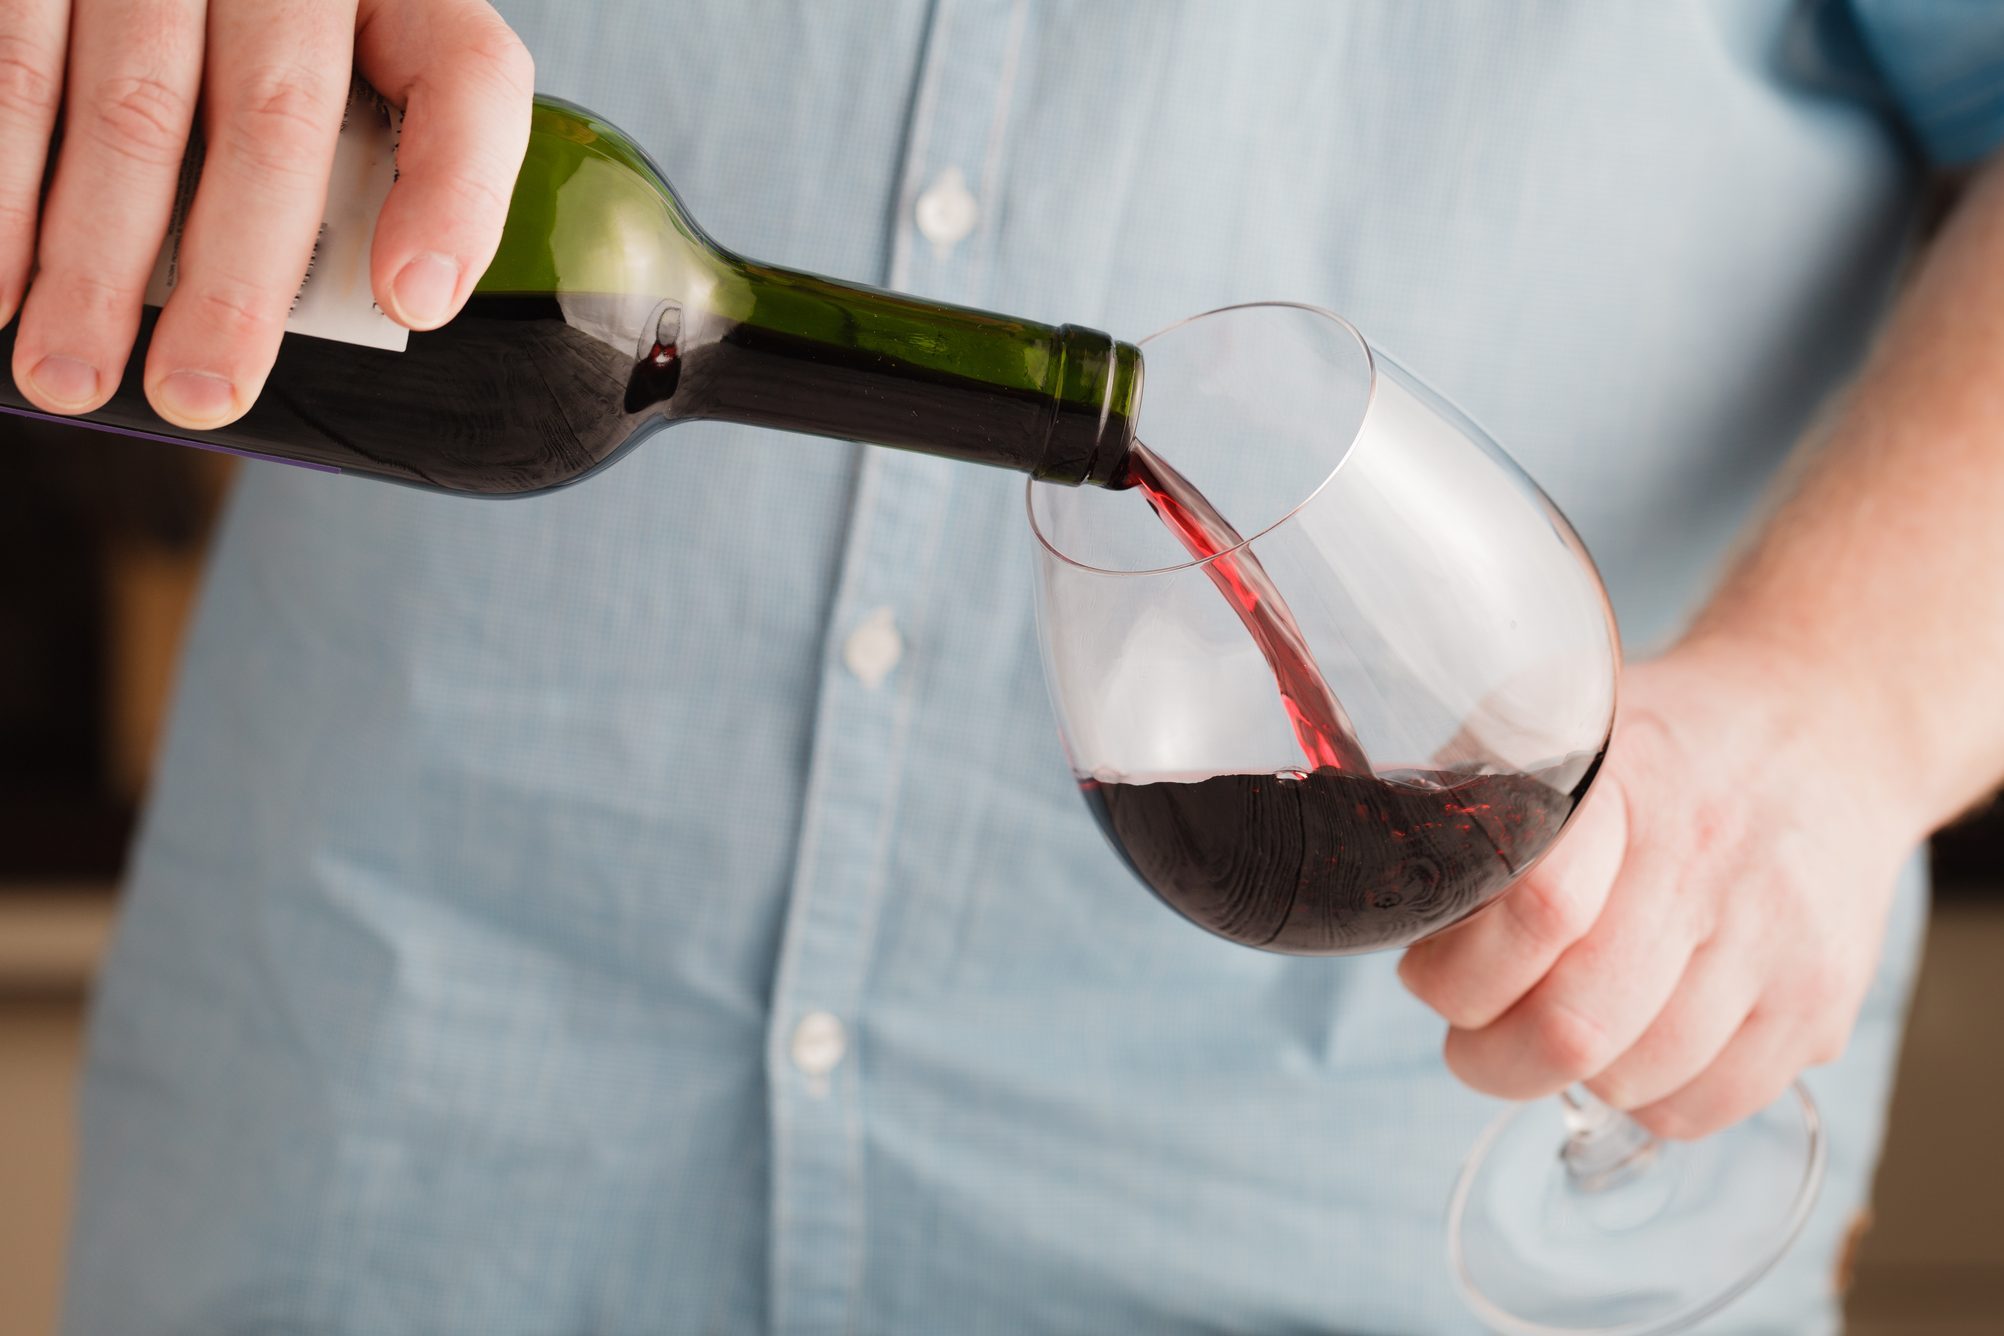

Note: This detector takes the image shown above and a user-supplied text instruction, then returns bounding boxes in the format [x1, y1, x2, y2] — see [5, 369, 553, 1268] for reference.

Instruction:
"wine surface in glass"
[1082, 758, 1600, 954]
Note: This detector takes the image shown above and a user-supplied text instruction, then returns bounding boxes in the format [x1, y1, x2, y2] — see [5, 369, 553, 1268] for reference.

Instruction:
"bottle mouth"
[1026, 302, 1378, 578]
[1033, 326, 1145, 487]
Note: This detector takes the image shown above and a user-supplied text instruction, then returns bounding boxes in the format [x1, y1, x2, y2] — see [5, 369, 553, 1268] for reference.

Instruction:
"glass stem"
[1559, 1085, 1660, 1192]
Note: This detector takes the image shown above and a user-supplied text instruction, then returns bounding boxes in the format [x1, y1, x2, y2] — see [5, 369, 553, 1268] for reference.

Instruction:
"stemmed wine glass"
[1026, 302, 1823, 1334]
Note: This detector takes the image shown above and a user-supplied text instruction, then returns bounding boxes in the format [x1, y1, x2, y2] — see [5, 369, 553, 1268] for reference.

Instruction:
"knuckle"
[1438, 998, 1496, 1033]
[1794, 957, 1855, 1014]
[1765, 863, 1822, 923]
[1504, 870, 1594, 950]
[0, 36, 59, 119]
[1633, 1101, 1704, 1142]
[1804, 1024, 1850, 1068]
[1399, 945, 1502, 1030]
[1436, 981, 1505, 1033]
[1685, 798, 1736, 861]
[1615, 708, 1685, 776]
[437, 166, 513, 220]
[0, 197, 37, 240]
[222, 65, 340, 170]
[1440, 1033, 1512, 1098]
[1404, 974, 1483, 1032]
[90, 73, 193, 168]
[1689, 786, 1753, 864]
[53, 268, 143, 322]
[1530, 998, 1612, 1080]
[1586, 1066, 1640, 1113]
[461, 17, 536, 95]
[189, 279, 282, 341]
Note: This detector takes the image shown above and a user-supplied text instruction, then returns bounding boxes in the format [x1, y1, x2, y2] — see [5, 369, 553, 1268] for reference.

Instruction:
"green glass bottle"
[0, 95, 1143, 495]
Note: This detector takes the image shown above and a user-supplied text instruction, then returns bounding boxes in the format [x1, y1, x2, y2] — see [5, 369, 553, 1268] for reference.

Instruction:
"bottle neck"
[668, 259, 1141, 486]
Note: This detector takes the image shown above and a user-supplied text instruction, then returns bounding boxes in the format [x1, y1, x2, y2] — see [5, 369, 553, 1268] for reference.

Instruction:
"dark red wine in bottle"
[1082, 755, 1601, 955]
[0, 91, 1141, 495]
[1119, 441, 1371, 773]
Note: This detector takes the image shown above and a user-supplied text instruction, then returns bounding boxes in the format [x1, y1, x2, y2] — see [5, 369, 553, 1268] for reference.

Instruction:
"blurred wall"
[1, 421, 232, 882]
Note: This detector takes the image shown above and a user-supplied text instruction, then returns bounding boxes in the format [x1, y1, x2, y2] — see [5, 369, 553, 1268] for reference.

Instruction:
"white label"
[145, 77, 408, 352]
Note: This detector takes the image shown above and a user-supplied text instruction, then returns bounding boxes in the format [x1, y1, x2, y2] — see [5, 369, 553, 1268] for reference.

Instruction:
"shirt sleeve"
[1846, 0, 2004, 167]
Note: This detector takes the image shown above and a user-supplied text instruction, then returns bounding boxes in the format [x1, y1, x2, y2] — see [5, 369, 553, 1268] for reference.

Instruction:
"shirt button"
[842, 607, 903, 689]
[914, 167, 980, 251]
[790, 1011, 847, 1079]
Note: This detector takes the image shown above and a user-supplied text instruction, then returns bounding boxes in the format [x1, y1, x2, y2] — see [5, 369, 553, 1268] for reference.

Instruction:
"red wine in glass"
[1104, 441, 1601, 954]
[1081, 757, 1599, 954]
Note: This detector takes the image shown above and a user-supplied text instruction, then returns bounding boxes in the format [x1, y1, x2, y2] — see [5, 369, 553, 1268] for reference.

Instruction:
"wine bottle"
[0, 86, 1142, 496]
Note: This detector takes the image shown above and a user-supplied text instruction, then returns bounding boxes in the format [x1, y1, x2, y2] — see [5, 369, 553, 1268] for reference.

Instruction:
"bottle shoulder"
[479, 97, 728, 302]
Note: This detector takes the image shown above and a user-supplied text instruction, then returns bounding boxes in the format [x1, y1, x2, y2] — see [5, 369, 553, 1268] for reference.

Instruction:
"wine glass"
[1025, 302, 1823, 1333]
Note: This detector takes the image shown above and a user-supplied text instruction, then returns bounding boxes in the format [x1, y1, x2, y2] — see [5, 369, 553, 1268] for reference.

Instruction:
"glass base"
[1448, 1083, 1824, 1335]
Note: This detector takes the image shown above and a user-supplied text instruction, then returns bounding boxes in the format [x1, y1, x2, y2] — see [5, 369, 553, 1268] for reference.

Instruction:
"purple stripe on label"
[0, 402, 342, 474]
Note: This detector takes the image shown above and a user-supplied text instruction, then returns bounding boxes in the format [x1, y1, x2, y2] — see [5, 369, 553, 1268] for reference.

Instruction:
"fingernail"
[154, 370, 237, 426]
[391, 252, 461, 329]
[28, 355, 99, 409]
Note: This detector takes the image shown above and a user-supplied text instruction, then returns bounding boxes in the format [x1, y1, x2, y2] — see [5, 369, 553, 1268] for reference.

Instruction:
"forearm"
[1683, 151, 2004, 835]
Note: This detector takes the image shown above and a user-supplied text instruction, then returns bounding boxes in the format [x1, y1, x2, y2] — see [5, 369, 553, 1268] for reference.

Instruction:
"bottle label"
[145, 77, 409, 353]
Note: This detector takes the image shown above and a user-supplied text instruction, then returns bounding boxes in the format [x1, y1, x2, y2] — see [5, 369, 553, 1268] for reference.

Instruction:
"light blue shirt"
[65, 3, 2004, 1332]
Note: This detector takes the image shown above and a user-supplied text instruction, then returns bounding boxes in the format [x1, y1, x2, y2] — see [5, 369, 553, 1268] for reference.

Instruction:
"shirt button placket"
[764, 4, 1030, 1333]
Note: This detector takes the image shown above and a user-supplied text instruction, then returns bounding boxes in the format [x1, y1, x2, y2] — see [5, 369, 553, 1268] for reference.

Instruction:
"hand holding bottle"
[1, 0, 534, 430]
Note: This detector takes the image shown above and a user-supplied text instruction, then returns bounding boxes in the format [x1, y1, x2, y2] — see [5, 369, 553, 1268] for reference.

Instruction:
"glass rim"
[1024, 300, 1379, 579]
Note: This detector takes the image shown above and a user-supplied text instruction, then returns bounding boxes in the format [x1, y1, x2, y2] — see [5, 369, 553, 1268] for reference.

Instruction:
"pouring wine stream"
[1119, 441, 1373, 775]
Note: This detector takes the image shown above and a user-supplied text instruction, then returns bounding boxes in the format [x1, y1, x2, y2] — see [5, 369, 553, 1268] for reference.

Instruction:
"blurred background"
[1, 422, 2001, 1334]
